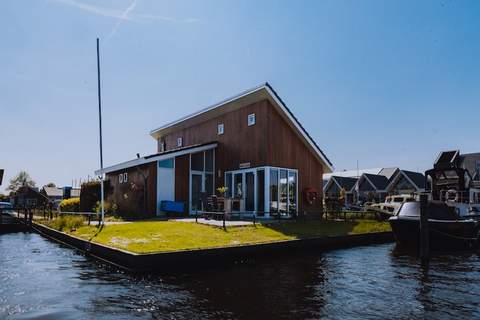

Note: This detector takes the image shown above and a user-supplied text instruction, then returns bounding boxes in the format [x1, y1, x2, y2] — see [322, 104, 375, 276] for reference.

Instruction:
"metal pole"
[97, 38, 105, 225]
[419, 193, 429, 265]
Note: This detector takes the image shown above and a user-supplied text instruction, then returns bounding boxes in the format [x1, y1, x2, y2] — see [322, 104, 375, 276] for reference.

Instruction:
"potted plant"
[217, 186, 231, 213]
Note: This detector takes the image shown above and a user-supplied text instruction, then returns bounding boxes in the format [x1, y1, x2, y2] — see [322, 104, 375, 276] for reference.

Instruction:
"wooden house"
[96, 83, 333, 218]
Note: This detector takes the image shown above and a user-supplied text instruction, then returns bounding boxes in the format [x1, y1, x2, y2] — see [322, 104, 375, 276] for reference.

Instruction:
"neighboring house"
[323, 167, 399, 203]
[355, 173, 391, 203]
[460, 152, 480, 181]
[41, 187, 63, 203]
[386, 170, 425, 195]
[95, 83, 333, 218]
[323, 176, 358, 205]
[40, 187, 80, 208]
[11, 186, 47, 208]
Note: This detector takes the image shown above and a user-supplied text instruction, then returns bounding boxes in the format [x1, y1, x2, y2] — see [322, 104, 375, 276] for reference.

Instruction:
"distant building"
[40, 186, 81, 208]
[323, 167, 425, 204]
[460, 152, 480, 181]
[11, 186, 47, 208]
[323, 176, 358, 205]
[387, 170, 426, 195]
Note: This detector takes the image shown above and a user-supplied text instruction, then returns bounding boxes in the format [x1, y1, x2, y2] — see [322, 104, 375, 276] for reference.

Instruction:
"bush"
[49, 215, 84, 231]
[59, 197, 80, 212]
[94, 200, 118, 214]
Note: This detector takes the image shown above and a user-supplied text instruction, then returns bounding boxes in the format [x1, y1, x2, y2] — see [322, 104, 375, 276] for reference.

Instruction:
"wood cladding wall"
[265, 105, 324, 214]
[105, 163, 157, 217]
[159, 98, 325, 215]
[161, 100, 269, 189]
[174, 154, 190, 213]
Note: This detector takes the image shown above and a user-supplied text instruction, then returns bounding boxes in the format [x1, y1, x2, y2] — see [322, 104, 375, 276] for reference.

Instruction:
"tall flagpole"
[96, 38, 105, 225]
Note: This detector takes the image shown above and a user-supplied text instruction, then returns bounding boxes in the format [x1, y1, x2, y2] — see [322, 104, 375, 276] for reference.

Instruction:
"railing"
[439, 190, 470, 203]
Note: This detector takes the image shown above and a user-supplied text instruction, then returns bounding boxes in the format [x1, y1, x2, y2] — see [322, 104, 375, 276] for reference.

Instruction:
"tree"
[7, 171, 36, 193]
[44, 182, 56, 188]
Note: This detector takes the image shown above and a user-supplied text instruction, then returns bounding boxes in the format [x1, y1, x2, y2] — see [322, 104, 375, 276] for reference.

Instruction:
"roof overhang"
[149, 83, 334, 173]
[95, 142, 218, 176]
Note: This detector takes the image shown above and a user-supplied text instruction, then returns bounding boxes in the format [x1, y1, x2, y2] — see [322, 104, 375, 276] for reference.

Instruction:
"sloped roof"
[378, 167, 399, 180]
[96, 142, 218, 175]
[363, 173, 390, 190]
[42, 187, 63, 197]
[402, 170, 426, 189]
[149, 82, 333, 172]
[332, 176, 358, 192]
[323, 168, 383, 180]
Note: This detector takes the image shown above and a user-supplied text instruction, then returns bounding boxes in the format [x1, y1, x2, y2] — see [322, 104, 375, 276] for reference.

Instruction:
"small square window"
[217, 123, 224, 135]
[177, 137, 183, 147]
[248, 113, 256, 126]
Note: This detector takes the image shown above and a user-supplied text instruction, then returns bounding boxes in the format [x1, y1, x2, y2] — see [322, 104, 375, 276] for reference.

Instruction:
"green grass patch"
[45, 215, 85, 232]
[59, 220, 390, 254]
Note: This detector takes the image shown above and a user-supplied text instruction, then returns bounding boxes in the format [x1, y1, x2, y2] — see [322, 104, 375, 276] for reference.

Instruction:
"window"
[247, 113, 256, 126]
[279, 169, 288, 212]
[159, 158, 174, 168]
[177, 137, 183, 147]
[119, 172, 128, 184]
[217, 123, 224, 135]
[191, 152, 204, 171]
[288, 171, 297, 214]
[225, 173, 233, 198]
[159, 140, 165, 152]
[257, 169, 265, 213]
[205, 149, 214, 172]
[269, 169, 279, 213]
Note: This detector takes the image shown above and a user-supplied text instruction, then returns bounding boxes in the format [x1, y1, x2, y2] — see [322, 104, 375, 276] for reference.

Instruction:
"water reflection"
[1, 233, 480, 319]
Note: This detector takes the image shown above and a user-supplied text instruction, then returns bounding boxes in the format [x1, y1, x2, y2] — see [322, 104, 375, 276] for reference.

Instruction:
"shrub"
[94, 200, 118, 214]
[49, 215, 85, 231]
[59, 197, 80, 212]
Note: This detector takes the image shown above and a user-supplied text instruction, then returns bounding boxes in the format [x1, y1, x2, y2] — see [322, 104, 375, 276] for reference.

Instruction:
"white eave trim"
[149, 85, 266, 136]
[264, 86, 334, 172]
[149, 83, 334, 173]
[95, 143, 218, 176]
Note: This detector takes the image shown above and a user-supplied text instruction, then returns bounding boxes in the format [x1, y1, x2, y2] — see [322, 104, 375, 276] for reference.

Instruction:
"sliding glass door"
[190, 150, 214, 213]
[224, 166, 297, 216]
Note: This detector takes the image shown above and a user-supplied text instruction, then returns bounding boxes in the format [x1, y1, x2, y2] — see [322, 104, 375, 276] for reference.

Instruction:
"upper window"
[247, 113, 256, 126]
[217, 123, 224, 135]
[159, 158, 174, 168]
[159, 140, 165, 152]
[177, 137, 183, 147]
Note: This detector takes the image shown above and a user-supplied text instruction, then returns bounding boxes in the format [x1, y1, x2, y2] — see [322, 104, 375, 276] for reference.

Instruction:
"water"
[1, 232, 480, 320]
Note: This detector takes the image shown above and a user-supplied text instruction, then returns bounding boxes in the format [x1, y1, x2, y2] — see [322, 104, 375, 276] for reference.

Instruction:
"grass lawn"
[52, 219, 391, 254]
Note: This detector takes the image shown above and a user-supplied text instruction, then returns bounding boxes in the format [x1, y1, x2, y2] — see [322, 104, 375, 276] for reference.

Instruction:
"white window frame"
[189, 149, 215, 214]
[177, 137, 183, 147]
[159, 140, 165, 152]
[224, 166, 298, 218]
[217, 123, 224, 135]
[247, 113, 256, 126]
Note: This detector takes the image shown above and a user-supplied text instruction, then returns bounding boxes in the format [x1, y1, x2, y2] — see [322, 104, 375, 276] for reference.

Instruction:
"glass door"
[191, 173, 203, 212]
[245, 172, 255, 211]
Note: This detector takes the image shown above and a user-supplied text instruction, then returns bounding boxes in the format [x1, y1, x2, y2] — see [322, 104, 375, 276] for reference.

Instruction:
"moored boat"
[389, 201, 480, 251]
[389, 150, 480, 252]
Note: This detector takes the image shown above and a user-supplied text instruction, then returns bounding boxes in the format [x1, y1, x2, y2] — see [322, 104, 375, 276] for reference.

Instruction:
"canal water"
[1, 232, 480, 320]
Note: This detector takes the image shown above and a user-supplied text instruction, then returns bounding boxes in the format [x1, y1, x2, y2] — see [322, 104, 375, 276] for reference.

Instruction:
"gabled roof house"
[386, 170, 425, 195]
[96, 83, 333, 218]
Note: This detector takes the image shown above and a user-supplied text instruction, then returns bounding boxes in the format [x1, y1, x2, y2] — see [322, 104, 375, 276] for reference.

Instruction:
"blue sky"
[1, 0, 479, 192]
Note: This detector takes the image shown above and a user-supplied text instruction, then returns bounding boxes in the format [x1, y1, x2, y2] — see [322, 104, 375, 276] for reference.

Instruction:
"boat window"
[393, 197, 404, 202]
[398, 202, 420, 217]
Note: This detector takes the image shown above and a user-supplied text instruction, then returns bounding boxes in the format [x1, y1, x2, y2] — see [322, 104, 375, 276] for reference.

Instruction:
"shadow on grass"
[87, 223, 104, 242]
